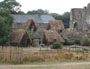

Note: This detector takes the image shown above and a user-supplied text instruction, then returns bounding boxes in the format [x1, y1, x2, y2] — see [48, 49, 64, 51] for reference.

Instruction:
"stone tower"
[70, 3, 90, 31]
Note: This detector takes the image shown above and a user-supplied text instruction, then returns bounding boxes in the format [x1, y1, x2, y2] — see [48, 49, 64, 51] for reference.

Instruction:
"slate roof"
[11, 14, 55, 24]
[41, 15, 55, 23]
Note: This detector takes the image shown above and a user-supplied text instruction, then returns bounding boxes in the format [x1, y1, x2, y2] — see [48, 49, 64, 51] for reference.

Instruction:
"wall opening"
[74, 22, 78, 29]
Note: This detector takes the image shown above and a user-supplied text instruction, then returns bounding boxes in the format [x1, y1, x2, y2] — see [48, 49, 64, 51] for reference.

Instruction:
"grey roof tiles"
[11, 14, 55, 24]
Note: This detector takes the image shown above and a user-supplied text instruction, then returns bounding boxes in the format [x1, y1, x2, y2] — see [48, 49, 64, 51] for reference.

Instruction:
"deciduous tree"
[0, 0, 21, 14]
[0, 9, 13, 45]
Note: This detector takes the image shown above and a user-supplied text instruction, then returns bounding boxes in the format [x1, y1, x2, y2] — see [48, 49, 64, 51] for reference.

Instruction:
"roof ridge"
[11, 14, 40, 16]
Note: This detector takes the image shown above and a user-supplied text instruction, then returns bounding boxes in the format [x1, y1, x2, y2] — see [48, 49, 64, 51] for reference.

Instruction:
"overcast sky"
[0, 0, 90, 14]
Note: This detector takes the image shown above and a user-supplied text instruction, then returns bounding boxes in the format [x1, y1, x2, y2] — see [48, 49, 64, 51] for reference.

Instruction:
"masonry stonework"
[70, 3, 90, 31]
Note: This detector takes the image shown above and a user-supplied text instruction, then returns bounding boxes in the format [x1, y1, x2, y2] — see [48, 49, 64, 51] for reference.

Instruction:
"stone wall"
[12, 23, 25, 29]
[62, 30, 90, 41]
[70, 3, 90, 31]
[32, 23, 48, 46]
[32, 23, 48, 39]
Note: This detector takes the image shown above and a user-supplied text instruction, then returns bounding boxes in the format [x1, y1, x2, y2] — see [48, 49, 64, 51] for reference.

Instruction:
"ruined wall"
[70, 3, 90, 31]
[63, 30, 90, 41]
[86, 3, 90, 28]
[70, 8, 82, 30]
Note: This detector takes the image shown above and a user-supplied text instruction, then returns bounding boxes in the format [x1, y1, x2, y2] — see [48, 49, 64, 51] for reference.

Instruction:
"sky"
[0, 0, 90, 14]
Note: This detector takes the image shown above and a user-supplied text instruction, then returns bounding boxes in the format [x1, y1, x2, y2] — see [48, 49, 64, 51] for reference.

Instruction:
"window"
[74, 22, 78, 29]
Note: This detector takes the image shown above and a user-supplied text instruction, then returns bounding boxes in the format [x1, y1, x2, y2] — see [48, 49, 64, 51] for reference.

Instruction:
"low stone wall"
[62, 30, 90, 41]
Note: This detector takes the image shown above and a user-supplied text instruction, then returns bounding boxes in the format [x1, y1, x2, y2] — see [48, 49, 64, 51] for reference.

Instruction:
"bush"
[81, 35, 90, 46]
[64, 39, 74, 45]
[74, 39, 80, 45]
[51, 42, 63, 49]
[60, 33, 74, 45]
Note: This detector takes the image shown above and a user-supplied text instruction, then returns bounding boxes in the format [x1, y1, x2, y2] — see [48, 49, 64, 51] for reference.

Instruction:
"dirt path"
[0, 62, 90, 69]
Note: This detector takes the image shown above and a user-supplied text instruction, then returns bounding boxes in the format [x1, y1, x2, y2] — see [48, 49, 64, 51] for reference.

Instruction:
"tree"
[61, 12, 70, 28]
[50, 13, 62, 20]
[81, 35, 90, 46]
[27, 9, 49, 15]
[0, 0, 21, 14]
[17, 11, 25, 14]
[51, 12, 70, 28]
[0, 9, 13, 45]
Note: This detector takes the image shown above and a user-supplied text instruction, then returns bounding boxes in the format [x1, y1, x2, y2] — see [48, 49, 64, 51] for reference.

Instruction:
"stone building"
[11, 14, 55, 46]
[12, 14, 55, 29]
[70, 3, 90, 31]
[11, 14, 55, 36]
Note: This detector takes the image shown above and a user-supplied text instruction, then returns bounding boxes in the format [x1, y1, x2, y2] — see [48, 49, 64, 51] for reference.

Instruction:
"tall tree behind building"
[62, 12, 70, 28]
[27, 9, 49, 15]
[51, 12, 70, 28]
[0, 9, 13, 45]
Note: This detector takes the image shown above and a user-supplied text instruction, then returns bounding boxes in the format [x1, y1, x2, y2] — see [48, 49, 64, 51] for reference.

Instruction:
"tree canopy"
[27, 9, 49, 15]
[50, 12, 70, 28]
[0, 0, 22, 14]
[0, 9, 13, 45]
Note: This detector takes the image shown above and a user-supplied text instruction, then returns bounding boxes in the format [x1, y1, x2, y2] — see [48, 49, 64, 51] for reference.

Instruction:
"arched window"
[74, 22, 78, 29]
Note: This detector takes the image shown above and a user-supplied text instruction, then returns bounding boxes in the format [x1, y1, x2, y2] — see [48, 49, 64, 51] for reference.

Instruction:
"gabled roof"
[11, 14, 55, 24]
[10, 30, 31, 44]
[24, 19, 37, 32]
[43, 30, 65, 44]
[48, 20, 65, 32]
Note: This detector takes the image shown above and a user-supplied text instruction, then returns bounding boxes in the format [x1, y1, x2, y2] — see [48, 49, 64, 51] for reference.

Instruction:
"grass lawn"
[23, 60, 90, 65]
[0, 60, 89, 65]
[0, 60, 90, 69]
[15, 65, 90, 69]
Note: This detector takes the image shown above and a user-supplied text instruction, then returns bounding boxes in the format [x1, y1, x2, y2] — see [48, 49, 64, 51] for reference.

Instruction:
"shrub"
[81, 35, 90, 46]
[51, 42, 63, 49]
[60, 33, 74, 45]
[64, 39, 74, 45]
[74, 39, 80, 45]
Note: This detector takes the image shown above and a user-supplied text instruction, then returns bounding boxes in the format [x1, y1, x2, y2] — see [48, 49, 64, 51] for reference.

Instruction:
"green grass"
[0, 60, 89, 65]
[24, 60, 90, 65]
[0, 61, 23, 65]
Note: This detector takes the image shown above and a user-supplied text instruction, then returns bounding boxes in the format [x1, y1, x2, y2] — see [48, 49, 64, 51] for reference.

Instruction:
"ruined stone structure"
[70, 3, 90, 31]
